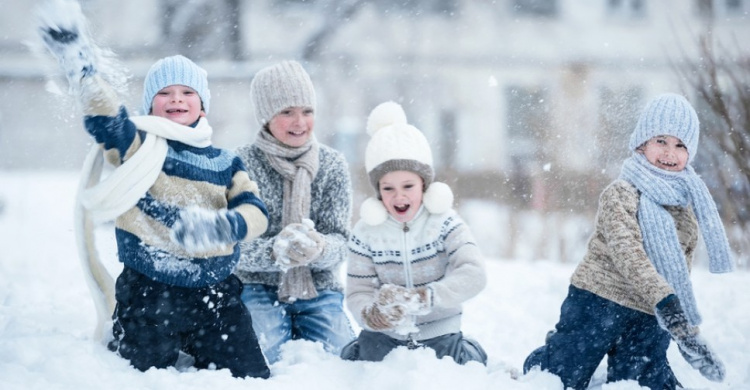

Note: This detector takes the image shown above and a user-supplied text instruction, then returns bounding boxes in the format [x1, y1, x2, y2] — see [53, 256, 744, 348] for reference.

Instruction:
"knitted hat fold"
[142, 55, 211, 115]
[629, 93, 699, 162]
[250, 60, 316, 125]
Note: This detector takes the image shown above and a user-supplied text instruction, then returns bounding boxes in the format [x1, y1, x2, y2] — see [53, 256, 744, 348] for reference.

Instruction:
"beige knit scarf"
[256, 129, 320, 302]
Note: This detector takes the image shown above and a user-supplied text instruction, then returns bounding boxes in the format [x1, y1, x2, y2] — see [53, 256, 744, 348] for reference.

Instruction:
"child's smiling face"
[268, 106, 315, 148]
[150, 85, 204, 126]
[378, 170, 424, 223]
[638, 135, 689, 172]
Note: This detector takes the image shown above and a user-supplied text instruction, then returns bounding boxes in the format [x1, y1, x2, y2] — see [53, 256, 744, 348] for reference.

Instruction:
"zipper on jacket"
[401, 222, 413, 288]
[401, 221, 420, 343]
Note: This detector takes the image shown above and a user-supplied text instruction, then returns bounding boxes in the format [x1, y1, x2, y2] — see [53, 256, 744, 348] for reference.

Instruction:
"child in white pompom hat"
[341, 101, 488, 365]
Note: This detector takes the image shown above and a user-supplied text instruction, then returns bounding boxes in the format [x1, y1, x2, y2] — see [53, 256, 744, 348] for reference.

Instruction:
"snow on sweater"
[570, 179, 699, 314]
[83, 107, 268, 288]
[347, 207, 486, 341]
[233, 142, 352, 292]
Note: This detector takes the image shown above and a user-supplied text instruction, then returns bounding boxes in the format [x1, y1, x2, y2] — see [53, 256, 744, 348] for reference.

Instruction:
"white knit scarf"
[255, 129, 320, 302]
[79, 116, 213, 222]
[620, 153, 734, 325]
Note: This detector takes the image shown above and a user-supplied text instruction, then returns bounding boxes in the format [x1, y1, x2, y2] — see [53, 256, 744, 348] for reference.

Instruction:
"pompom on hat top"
[360, 101, 453, 225]
[142, 55, 211, 115]
[250, 60, 316, 125]
[365, 101, 435, 191]
[629, 93, 700, 162]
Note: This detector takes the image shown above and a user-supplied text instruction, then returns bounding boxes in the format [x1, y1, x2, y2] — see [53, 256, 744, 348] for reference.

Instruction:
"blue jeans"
[523, 285, 678, 390]
[241, 283, 354, 364]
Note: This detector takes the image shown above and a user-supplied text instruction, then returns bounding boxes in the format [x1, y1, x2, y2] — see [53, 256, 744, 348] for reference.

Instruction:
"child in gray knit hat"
[234, 60, 355, 364]
[341, 101, 488, 365]
[37, 0, 270, 378]
[523, 93, 734, 389]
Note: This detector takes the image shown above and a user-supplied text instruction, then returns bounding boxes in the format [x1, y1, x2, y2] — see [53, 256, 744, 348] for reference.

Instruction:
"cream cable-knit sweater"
[347, 207, 486, 341]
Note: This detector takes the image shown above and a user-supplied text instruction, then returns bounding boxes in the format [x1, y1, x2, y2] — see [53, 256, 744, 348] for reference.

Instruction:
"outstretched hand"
[36, 0, 98, 88]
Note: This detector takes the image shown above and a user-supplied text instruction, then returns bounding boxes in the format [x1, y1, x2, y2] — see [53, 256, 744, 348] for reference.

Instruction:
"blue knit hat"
[629, 93, 700, 163]
[142, 55, 211, 115]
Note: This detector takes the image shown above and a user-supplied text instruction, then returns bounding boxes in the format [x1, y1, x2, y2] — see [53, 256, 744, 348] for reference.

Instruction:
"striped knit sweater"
[233, 142, 352, 292]
[81, 77, 268, 288]
[571, 179, 699, 314]
[347, 207, 486, 341]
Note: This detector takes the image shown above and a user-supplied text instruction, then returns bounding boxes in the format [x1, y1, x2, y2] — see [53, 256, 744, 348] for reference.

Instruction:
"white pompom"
[360, 197, 389, 226]
[366, 101, 407, 136]
[423, 182, 454, 215]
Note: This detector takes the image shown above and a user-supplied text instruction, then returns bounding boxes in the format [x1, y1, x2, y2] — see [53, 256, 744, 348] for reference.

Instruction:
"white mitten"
[273, 219, 326, 270]
[36, 0, 98, 89]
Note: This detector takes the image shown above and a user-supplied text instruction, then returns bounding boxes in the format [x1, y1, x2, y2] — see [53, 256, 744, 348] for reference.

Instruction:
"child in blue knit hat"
[37, 0, 270, 378]
[522, 93, 734, 389]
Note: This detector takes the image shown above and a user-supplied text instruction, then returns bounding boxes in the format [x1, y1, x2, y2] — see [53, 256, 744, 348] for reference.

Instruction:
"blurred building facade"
[1, 0, 749, 217]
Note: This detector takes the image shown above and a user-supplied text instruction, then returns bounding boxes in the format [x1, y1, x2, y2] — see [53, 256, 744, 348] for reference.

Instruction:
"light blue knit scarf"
[620, 154, 734, 325]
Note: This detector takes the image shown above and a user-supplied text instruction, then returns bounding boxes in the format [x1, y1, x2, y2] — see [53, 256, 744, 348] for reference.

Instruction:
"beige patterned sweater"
[570, 179, 699, 315]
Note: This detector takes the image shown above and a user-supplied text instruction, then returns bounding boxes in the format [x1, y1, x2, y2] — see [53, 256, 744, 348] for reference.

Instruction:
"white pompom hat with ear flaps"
[360, 101, 454, 226]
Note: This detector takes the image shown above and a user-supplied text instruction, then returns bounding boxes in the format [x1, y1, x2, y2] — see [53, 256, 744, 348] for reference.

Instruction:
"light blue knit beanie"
[141, 55, 211, 115]
[629, 93, 699, 163]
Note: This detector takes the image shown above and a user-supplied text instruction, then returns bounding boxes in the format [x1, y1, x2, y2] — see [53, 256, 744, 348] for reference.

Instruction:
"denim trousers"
[523, 285, 678, 390]
[241, 283, 354, 364]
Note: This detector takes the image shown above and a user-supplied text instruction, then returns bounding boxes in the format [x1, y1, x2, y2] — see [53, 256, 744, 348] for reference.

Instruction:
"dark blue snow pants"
[109, 266, 270, 379]
[523, 285, 679, 390]
[341, 330, 487, 365]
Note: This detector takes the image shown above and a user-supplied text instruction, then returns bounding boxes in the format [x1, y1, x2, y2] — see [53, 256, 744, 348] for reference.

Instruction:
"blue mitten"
[36, 0, 98, 88]
[171, 207, 240, 254]
[655, 295, 725, 382]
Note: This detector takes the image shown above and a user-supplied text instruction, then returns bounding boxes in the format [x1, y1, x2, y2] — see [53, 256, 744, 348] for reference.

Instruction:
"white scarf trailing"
[75, 115, 212, 342]
[255, 129, 320, 303]
[79, 116, 213, 222]
[620, 153, 734, 325]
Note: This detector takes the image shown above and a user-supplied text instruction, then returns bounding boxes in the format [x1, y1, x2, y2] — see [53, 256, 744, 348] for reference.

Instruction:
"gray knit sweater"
[571, 179, 699, 314]
[233, 142, 352, 292]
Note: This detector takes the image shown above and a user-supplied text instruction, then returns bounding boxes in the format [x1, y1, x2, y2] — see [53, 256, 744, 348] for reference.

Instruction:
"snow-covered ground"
[0, 171, 748, 390]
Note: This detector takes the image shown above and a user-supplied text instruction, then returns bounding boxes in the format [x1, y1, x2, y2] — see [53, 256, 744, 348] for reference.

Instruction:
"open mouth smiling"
[394, 204, 410, 213]
[658, 159, 677, 168]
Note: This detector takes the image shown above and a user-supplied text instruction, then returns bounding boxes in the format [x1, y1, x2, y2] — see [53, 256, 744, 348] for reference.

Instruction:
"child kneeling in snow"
[341, 102, 487, 365]
[523, 93, 733, 389]
[38, 2, 270, 378]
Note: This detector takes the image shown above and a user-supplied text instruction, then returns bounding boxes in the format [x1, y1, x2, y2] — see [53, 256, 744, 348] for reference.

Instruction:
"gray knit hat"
[142, 55, 211, 115]
[629, 93, 700, 163]
[365, 101, 434, 191]
[250, 60, 316, 125]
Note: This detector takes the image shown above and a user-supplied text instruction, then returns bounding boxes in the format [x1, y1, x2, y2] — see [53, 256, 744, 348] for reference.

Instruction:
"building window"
[696, 0, 749, 18]
[597, 86, 642, 174]
[512, 0, 558, 17]
[505, 85, 550, 174]
[606, 0, 645, 19]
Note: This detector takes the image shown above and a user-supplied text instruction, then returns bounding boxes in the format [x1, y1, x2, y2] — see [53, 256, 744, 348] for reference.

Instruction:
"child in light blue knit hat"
[523, 93, 734, 389]
[37, 0, 270, 378]
[141, 54, 211, 117]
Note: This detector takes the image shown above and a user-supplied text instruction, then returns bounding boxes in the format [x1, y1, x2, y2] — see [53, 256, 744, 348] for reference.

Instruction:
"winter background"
[2, 0, 750, 389]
